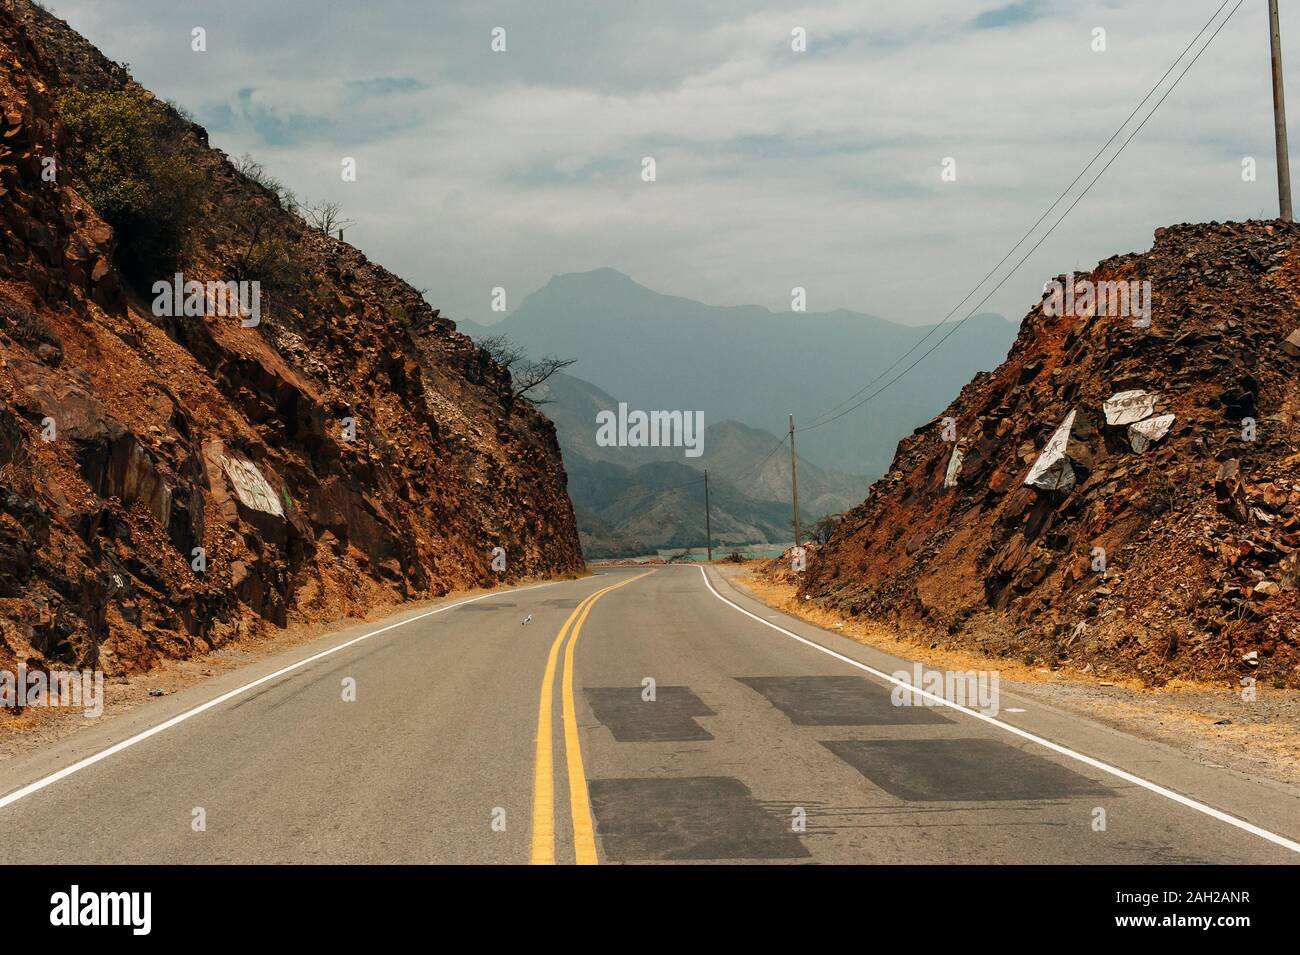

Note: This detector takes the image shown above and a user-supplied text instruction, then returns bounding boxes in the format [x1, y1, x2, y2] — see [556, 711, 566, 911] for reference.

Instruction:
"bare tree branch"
[509, 355, 576, 406]
[304, 199, 356, 236]
[811, 512, 843, 545]
[478, 334, 574, 412]
[479, 333, 527, 370]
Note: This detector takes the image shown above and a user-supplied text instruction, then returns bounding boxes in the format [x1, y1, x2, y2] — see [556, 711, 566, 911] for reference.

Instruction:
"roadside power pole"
[703, 468, 713, 562]
[1271, 0, 1294, 220]
[788, 414, 800, 547]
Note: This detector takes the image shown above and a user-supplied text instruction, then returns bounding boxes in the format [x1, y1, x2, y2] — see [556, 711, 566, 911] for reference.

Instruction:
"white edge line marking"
[0, 579, 564, 810]
[698, 565, 1300, 855]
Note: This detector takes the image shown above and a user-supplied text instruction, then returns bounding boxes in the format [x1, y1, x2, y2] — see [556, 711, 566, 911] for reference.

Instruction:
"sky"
[41, 0, 1297, 328]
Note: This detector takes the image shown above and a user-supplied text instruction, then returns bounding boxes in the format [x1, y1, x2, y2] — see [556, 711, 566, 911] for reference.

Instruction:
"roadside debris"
[1215, 459, 1251, 525]
[1103, 390, 1156, 426]
[1283, 328, 1300, 357]
[1025, 410, 1077, 491]
[1128, 413, 1175, 453]
[943, 444, 964, 489]
[799, 221, 1300, 687]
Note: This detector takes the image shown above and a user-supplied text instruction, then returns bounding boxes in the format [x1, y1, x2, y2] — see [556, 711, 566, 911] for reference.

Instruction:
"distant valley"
[457, 269, 1019, 557]
[458, 268, 1018, 475]
[536, 373, 865, 557]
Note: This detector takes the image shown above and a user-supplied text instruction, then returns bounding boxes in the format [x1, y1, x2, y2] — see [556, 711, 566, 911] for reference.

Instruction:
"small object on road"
[148, 688, 165, 697]
[1214, 718, 1233, 726]
[521, 614, 533, 626]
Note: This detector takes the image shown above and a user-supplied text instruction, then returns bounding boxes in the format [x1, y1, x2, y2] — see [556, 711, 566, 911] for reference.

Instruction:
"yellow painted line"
[530, 589, 600, 865]
[530, 570, 654, 865]
[562, 571, 654, 865]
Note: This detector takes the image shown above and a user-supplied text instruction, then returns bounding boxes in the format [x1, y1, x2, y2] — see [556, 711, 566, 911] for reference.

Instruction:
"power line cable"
[798, 0, 1245, 435]
[800, 0, 1240, 431]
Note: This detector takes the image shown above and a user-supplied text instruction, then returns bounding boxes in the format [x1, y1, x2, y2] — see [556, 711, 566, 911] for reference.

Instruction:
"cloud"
[346, 77, 429, 99]
[41, 0, 1292, 335]
[203, 87, 333, 146]
[971, 1, 1047, 30]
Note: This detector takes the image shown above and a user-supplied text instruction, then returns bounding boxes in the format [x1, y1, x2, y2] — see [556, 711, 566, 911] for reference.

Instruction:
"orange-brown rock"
[803, 221, 1300, 687]
[0, 0, 581, 675]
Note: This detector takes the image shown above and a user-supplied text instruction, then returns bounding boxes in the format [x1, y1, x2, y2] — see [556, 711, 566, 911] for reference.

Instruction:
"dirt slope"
[803, 221, 1300, 687]
[0, 0, 582, 676]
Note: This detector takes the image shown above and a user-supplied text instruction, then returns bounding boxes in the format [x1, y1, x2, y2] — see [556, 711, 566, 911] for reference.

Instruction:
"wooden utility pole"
[788, 414, 800, 546]
[1271, 0, 1293, 220]
[703, 468, 713, 562]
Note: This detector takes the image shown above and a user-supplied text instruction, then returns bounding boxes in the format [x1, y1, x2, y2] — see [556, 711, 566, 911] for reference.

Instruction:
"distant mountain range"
[455, 268, 1020, 557]
[535, 373, 865, 556]
[457, 268, 1018, 476]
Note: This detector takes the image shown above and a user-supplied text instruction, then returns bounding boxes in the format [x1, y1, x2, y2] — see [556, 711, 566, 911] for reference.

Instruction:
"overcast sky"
[43, 0, 1294, 327]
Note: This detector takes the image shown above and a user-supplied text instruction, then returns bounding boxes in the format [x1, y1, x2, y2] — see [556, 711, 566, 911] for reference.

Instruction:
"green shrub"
[58, 89, 205, 286]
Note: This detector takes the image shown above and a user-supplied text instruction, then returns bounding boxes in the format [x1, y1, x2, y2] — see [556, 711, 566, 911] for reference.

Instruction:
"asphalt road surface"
[1, 565, 1297, 864]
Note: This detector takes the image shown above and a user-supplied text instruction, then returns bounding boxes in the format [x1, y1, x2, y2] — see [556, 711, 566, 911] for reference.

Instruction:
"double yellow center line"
[531, 571, 654, 865]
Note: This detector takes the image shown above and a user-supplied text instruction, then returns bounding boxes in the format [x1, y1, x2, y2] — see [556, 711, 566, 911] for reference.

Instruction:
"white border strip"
[699, 566, 1300, 855]
[0, 580, 560, 810]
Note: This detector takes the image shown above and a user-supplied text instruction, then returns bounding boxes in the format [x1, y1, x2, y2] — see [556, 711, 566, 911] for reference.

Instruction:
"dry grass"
[733, 567, 1148, 689]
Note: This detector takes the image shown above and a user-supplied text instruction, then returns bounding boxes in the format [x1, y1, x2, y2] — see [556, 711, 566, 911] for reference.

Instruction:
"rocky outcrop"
[0, 0, 581, 675]
[803, 221, 1300, 687]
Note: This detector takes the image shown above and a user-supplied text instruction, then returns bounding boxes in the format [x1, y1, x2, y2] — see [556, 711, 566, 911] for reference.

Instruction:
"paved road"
[0, 565, 1297, 863]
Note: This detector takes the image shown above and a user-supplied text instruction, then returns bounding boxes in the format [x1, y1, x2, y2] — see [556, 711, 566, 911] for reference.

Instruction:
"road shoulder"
[706, 562, 1300, 852]
[0, 575, 574, 798]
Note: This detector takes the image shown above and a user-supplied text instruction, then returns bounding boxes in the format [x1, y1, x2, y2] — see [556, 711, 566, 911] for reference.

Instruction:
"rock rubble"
[804, 221, 1300, 686]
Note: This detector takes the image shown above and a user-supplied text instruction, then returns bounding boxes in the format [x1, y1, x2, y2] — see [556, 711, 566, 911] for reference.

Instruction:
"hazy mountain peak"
[464, 272, 1018, 476]
[539, 267, 649, 297]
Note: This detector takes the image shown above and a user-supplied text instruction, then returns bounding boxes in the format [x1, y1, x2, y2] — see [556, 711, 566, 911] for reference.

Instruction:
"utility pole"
[703, 468, 713, 562]
[1271, 0, 1293, 220]
[788, 414, 800, 547]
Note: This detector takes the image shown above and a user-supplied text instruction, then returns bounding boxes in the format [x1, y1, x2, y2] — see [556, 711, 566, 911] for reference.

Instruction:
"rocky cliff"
[803, 221, 1300, 687]
[0, 0, 582, 676]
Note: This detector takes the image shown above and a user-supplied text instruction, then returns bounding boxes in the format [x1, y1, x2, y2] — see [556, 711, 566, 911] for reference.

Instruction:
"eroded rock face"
[803, 221, 1300, 687]
[0, 0, 581, 675]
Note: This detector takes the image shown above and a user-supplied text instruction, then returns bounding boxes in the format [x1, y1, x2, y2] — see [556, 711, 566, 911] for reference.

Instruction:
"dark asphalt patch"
[541, 598, 583, 608]
[822, 738, 1112, 801]
[737, 675, 953, 725]
[584, 686, 715, 741]
[588, 776, 809, 861]
[454, 603, 516, 611]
